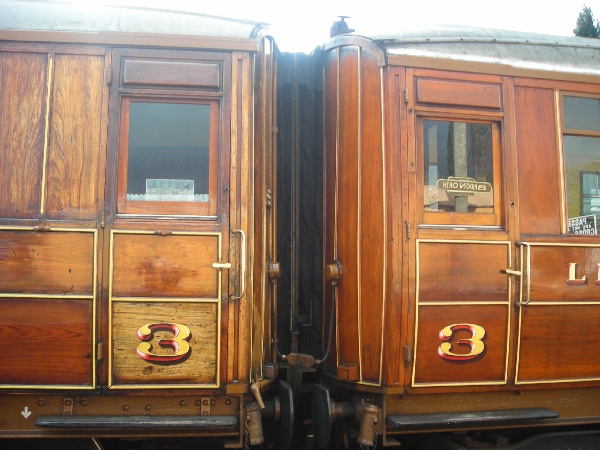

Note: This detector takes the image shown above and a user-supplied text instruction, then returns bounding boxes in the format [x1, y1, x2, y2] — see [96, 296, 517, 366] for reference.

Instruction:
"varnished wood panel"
[0, 52, 47, 219]
[111, 232, 219, 298]
[45, 54, 105, 220]
[518, 305, 600, 382]
[526, 244, 600, 302]
[0, 298, 93, 386]
[111, 302, 218, 386]
[336, 46, 360, 376]
[0, 229, 94, 295]
[358, 48, 384, 384]
[413, 304, 508, 386]
[123, 59, 221, 89]
[514, 87, 561, 235]
[418, 241, 509, 303]
[323, 49, 339, 374]
[416, 78, 502, 110]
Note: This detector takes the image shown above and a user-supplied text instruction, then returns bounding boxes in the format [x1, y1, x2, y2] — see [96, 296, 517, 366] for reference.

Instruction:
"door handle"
[502, 268, 521, 276]
[211, 229, 246, 301]
[515, 241, 531, 306]
[231, 228, 246, 301]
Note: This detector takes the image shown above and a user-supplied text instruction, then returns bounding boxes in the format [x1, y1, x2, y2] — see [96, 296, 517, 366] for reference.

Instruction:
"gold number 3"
[136, 323, 192, 363]
[438, 323, 486, 361]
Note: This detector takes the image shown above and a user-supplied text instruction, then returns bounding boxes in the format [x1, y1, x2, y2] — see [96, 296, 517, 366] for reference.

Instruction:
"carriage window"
[564, 95, 600, 235]
[564, 96, 600, 132]
[422, 119, 501, 226]
[564, 136, 600, 235]
[117, 99, 218, 216]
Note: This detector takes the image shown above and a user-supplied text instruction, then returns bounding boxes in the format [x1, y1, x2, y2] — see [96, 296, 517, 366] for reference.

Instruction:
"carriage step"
[386, 408, 559, 430]
[35, 415, 238, 429]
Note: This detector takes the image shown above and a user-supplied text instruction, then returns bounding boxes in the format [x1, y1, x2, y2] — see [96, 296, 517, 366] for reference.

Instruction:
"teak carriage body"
[312, 29, 600, 447]
[0, 1, 279, 446]
[3, 2, 600, 448]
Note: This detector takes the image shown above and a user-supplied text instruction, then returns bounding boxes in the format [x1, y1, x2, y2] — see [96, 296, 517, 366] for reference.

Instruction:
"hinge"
[404, 88, 409, 104]
[405, 222, 412, 240]
[107, 67, 112, 86]
[266, 188, 273, 209]
[96, 339, 104, 362]
[62, 397, 74, 416]
[200, 396, 211, 416]
[404, 344, 413, 363]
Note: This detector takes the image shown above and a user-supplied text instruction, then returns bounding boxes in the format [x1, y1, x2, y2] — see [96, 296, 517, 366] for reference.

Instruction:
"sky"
[74, 0, 600, 52]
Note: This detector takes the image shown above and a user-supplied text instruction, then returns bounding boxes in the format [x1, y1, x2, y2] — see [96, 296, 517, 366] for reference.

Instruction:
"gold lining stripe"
[40, 54, 54, 216]
[0, 294, 94, 299]
[418, 301, 509, 306]
[411, 380, 508, 388]
[522, 241, 600, 247]
[357, 47, 363, 383]
[334, 47, 341, 370]
[516, 376, 600, 385]
[0, 384, 96, 390]
[110, 383, 220, 390]
[110, 297, 219, 303]
[522, 301, 600, 306]
[378, 65, 387, 387]
[556, 92, 568, 235]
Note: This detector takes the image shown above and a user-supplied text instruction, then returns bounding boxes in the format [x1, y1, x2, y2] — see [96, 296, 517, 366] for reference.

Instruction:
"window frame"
[417, 115, 504, 227]
[116, 96, 220, 217]
[561, 92, 600, 137]
[561, 92, 600, 236]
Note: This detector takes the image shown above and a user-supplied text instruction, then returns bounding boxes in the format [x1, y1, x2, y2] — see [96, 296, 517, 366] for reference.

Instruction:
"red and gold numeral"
[438, 323, 486, 361]
[136, 323, 192, 363]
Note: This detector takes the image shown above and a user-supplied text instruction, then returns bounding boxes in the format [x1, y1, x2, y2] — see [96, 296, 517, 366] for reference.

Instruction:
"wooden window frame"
[561, 92, 600, 235]
[561, 92, 600, 137]
[116, 96, 220, 217]
[417, 116, 504, 227]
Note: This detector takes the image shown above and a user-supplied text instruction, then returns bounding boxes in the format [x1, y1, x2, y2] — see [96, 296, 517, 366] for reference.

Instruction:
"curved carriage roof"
[332, 25, 600, 78]
[0, 0, 268, 45]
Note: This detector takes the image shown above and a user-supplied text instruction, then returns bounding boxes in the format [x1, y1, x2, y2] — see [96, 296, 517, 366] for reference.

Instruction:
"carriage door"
[406, 70, 517, 390]
[104, 48, 233, 389]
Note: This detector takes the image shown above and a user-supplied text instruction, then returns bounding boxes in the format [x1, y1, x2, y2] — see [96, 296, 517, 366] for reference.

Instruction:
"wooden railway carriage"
[310, 26, 600, 448]
[0, 1, 282, 446]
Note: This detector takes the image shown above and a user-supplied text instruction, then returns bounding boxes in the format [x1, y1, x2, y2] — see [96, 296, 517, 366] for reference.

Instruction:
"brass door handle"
[231, 228, 246, 301]
[502, 268, 521, 276]
[515, 241, 531, 306]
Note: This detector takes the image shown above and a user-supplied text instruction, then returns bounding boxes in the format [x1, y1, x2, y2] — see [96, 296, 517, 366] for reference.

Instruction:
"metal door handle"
[515, 241, 531, 306]
[231, 228, 246, 301]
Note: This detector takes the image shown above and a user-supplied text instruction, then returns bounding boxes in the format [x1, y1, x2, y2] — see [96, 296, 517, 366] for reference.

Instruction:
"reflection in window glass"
[127, 102, 210, 202]
[423, 120, 494, 213]
[564, 96, 600, 132]
[564, 136, 600, 235]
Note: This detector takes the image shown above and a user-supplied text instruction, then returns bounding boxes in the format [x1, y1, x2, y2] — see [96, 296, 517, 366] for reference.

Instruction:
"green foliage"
[574, 5, 600, 38]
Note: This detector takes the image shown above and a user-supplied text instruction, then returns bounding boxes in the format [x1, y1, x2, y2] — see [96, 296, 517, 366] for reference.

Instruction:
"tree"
[574, 5, 599, 38]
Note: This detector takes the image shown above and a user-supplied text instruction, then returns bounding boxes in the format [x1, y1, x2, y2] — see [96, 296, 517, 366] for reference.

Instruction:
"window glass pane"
[127, 102, 210, 202]
[423, 120, 494, 213]
[564, 96, 600, 131]
[565, 136, 600, 235]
